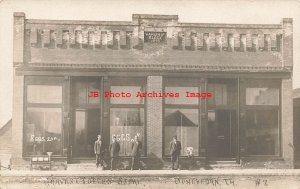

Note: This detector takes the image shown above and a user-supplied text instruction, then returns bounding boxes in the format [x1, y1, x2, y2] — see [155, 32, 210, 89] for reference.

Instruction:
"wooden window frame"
[23, 76, 64, 157]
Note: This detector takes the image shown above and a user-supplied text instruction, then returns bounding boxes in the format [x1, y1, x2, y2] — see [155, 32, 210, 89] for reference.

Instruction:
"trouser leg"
[136, 156, 140, 170]
[171, 155, 179, 170]
[171, 155, 175, 170]
[96, 154, 100, 167]
[111, 157, 114, 170]
[131, 157, 135, 170]
[95, 154, 97, 166]
[100, 154, 104, 167]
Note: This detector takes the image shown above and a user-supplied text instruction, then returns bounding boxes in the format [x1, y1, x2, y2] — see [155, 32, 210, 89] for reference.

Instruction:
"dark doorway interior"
[207, 109, 237, 159]
[73, 109, 101, 157]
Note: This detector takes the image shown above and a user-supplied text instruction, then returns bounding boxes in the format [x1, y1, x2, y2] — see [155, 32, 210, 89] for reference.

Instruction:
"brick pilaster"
[282, 18, 293, 67]
[281, 78, 294, 168]
[11, 69, 26, 168]
[281, 18, 293, 168]
[146, 76, 163, 158]
[13, 12, 25, 66]
[12, 12, 27, 169]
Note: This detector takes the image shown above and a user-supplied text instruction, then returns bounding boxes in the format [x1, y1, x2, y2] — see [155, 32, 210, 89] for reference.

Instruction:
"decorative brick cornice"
[15, 13, 292, 68]
[26, 63, 291, 73]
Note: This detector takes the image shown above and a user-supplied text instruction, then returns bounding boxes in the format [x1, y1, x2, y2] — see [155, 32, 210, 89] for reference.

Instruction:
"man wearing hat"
[169, 136, 182, 170]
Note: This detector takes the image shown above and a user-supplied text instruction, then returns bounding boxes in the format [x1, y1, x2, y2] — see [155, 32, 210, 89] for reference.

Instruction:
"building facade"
[12, 13, 294, 169]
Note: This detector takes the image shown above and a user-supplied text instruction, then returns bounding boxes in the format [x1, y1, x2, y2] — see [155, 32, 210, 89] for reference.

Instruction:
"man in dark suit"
[109, 135, 120, 171]
[94, 134, 105, 168]
[131, 135, 142, 170]
[169, 136, 181, 170]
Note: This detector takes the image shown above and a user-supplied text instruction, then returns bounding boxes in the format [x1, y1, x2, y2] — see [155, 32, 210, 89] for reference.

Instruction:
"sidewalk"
[1, 169, 300, 176]
[2, 169, 300, 189]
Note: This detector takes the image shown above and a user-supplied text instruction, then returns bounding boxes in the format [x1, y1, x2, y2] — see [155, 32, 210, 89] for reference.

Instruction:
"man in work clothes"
[94, 134, 105, 168]
[170, 136, 182, 170]
[131, 135, 142, 170]
[109, 135, 120, 171]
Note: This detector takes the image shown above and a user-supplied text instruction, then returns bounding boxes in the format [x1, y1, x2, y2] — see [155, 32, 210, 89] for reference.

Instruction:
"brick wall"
[11, 69, 27, 169]
[13, 12, 25, 66]
[146, 76, 163, 158]
[281, 78, 294, 168]
[12, 11, 28, 170]
[282, 18, 293, 67]
[281, 18, 293, 168]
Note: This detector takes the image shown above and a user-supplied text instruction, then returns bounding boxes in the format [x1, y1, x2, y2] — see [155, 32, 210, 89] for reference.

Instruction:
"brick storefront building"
[12, 13, 294, 169]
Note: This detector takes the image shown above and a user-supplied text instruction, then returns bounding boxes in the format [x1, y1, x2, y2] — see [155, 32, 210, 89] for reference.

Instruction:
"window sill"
[23, 155, 67, 160]
[162, 156, 206, 161]
[241, 156, 284, 161]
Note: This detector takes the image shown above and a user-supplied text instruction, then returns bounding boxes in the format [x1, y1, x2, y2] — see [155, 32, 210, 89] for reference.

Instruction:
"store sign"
[112, 133, 141, 142]
[144, 32, 166, 43]
[30, 134, 61, 142]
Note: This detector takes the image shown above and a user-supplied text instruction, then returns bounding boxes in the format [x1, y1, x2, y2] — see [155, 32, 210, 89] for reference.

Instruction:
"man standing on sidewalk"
[170, 136, 181, 170]
[94, 134, 105, 169]
[131, 135, 142, 170]
[109, 135, 120, 171]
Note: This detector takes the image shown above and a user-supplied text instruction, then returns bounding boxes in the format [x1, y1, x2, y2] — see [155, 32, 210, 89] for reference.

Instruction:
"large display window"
[109, 77, 146, 156]
[163, 78, 201, 156]
[164, 108, 199, 156]
[243, 79, 281, 156]
[24, 76, 64, 156]
[24, 108, 62, 155]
